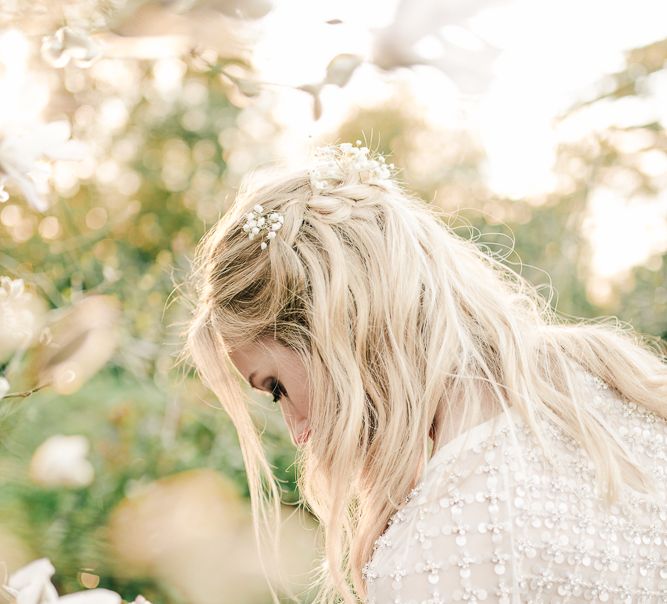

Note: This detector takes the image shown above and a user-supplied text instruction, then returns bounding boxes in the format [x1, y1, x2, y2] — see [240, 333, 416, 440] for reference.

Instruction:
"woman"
[183, 141, 667, 603]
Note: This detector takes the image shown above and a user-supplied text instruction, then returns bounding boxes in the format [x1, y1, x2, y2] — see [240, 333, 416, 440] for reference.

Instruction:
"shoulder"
[364, 408, 522, 604]
[364, 370, 667, 603]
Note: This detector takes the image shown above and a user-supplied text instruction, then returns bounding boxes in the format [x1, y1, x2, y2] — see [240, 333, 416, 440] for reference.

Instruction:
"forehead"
[226, 337, 289, 369]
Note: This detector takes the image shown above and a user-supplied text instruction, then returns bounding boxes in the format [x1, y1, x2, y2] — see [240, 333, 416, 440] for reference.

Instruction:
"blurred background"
[0, 0, 666, 602]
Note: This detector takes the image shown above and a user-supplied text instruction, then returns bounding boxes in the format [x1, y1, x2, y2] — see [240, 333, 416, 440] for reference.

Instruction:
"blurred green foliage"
[0, 51, 300, 602]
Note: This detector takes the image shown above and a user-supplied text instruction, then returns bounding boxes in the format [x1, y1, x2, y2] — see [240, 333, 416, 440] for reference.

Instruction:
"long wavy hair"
[180, 147, 667, 603]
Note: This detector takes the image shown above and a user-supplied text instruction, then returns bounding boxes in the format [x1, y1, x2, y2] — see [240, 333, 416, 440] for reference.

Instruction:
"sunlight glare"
[0, 29, 50, 127]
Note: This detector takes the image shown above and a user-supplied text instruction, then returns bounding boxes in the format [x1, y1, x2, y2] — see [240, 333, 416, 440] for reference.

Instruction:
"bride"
[182, 141, 667, 603]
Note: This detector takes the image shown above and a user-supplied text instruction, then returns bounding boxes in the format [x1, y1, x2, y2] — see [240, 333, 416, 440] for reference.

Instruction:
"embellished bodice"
[363, 371, 667, 603]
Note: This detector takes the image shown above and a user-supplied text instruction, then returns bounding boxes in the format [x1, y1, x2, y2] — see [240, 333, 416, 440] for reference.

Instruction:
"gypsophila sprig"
[241, 203, 284, 250]
[308, 140, 395, 192]
[240, 142, 394, 251]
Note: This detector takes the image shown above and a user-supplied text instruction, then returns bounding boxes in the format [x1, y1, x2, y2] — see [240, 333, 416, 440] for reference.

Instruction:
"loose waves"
[180, 159, 667, 603]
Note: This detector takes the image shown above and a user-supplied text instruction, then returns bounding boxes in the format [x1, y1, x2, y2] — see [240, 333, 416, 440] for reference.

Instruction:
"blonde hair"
[180, 157, 667, 603]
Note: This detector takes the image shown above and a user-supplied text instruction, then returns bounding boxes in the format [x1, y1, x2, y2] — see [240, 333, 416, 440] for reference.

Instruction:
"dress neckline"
[365, 405, 520, 575]
[429, 404, 518, 466]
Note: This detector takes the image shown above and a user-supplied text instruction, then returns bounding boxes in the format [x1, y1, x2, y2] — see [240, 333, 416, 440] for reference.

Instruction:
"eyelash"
[269, 378, 286, 403]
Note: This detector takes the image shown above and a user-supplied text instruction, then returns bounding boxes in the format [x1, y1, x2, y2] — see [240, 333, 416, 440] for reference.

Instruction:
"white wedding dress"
[363, 370, 667, 603]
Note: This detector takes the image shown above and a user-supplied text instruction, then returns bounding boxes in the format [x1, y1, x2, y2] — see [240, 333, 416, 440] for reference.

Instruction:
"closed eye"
[268, 378, 287, 403]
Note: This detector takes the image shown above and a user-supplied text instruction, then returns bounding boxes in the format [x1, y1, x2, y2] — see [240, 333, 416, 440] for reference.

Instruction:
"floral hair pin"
[241, 142, 395, 251]
[241, 204, 284, 250]
[308, 140, 395, 192]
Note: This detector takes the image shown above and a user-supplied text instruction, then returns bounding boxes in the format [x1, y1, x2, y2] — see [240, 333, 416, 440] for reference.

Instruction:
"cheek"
[277, 395, 309, 441]
[277, 404, 306, 439]
[289, 392, 310, 421]
[281, 399, 306, 425]
[283, 354, 310, 420]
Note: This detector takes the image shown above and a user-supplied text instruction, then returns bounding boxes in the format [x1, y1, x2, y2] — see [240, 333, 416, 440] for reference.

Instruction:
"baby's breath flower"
[240, 142, 394, 250]
[307, 140, 395, 193]
[241, 204, 284, 251]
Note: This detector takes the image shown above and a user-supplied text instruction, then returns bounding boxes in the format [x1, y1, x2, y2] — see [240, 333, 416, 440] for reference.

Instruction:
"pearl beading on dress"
[364, 371, 667, 604]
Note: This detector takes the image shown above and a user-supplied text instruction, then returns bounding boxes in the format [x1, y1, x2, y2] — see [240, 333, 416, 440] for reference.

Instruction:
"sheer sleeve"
[365, 423, 518, 604]
[366, 370, 667, 603]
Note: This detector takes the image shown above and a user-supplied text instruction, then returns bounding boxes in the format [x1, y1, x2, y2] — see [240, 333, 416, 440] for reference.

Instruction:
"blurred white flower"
[41, 27, 103, 69]
[0, 120, 87, 212]
[57, 590, 121, 604]
[4, 557, 59, 604]
[370, 0, 508, 95]
[165, 0, 274, 19]
[0, 276, 48, 363]
[129, 597, 152, 604]
[29, 435, 95, 488]
[110, 1, 258, 63]
[0, 376, 9, 399]
[3, 557, 122, 604]
[0, 176, 8, 202]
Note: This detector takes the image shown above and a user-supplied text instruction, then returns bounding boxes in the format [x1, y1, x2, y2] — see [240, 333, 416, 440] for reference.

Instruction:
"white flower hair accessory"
[241, 203, 284, 250]
[308, 140, 396, 192]
[240, 142, 394, 251]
